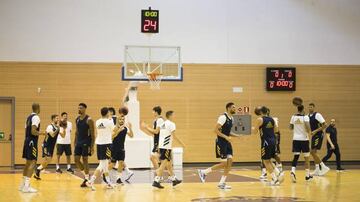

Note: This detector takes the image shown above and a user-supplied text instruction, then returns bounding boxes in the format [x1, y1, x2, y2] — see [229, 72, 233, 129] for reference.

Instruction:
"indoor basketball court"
[0, 1, 360, 202]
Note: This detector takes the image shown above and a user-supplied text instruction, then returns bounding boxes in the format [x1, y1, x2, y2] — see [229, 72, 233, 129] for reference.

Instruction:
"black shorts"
[311, 134, 323, 150]
[275, 132, 281, 154]
[42, 142, 56, 157]
[292, 140, 310, 154]
[152, 144, 159, 153]
[159, 148, 172, 161]
[261, 144, 276, 160]
[74, 144, 92, 157]
[57, 144, 72, 156]
[215, 139, 233, 160]
[111, 147, 125, 162]
[97, 144, 112, 160]
[22, 139, 38, 161]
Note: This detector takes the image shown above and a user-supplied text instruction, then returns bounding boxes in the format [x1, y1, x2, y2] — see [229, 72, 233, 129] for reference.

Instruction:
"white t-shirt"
[46, 124, 55, 134]
[217, 113, 233, 126]
[273, 117, 279, 128]
[158, 120, 176, 150]
[57, 121, 72, 144]
[25, 113, 40, 128]
[95, 118, 115, 145]
[290, 114, 310, 141]
[155, 117, 165, 129]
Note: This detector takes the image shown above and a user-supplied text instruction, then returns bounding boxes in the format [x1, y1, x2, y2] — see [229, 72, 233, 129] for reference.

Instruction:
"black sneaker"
[67, 168, 74, 174]
[56, 168, 63, 174]
[152, 181, 164, 189]
[172, 179, 182, 187]
[34, 169, 41, 180]
[80, 179, 88, 188]
[305, 175, 313, 181]
[336, 168, 345, 172]
[116, 178, 124, 185]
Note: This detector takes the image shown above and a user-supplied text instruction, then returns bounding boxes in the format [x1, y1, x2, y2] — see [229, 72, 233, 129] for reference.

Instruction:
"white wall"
[0, 0, 359, 64]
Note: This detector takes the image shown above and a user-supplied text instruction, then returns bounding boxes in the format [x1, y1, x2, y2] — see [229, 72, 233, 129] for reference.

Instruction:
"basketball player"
[34, 114, 64, 180]
[290, 105, 313, 183]
[259, 107, 283, 180]
[74, 103, 95, 187]
[322, 119, 345, 171]
[308, 103, 330, 176]
[252, 106, 284, 185]
[152, 111, 185, 189]
[55, 112, 74, 174]
[87, 107, 115, 190]
[197, 102, 240, 189]
[141, 106, 164, 169]
[19, 103, 46, 193]
[109, 110, 134, 184]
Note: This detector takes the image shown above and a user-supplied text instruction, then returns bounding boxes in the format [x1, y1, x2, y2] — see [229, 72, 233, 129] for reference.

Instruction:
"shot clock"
[266, 67, 296, 91]
[141, 8, 159, 33]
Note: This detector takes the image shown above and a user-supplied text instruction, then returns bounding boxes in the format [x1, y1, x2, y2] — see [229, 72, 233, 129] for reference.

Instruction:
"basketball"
[59, 120, 67, 128]
[254, 106, 262, 116]
[119, 106, 129, 115]
[292, 96, 303, 106]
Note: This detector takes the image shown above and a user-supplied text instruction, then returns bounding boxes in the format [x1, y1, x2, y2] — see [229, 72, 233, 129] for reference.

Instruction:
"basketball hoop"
[147, 72, 162, 90]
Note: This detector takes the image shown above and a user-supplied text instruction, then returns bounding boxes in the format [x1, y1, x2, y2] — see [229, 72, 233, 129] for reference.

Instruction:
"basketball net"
[147, 72, 162, 90]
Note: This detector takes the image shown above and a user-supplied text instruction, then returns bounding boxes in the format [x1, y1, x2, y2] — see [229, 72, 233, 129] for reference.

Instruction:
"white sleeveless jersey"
[95, 118, 115, 145]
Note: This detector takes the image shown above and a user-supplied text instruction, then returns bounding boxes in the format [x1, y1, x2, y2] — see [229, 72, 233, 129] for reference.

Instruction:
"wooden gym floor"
[0, 165, 358, 202]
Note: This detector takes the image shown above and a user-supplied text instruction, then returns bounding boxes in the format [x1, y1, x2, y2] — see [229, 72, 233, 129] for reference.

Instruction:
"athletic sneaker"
[116, 178, 124, 185]
[218, 183, 231, 189]
[319, 166, 330, 176]
[66, 168, 74, 174]
[270, 178, 280, 186]
[124, 171, 134, 182]
[290, 172, 296, 183]
[197, 169, 206, 183]
[259, 173, 267, 181]
[85, 181, 96, 191]
[152, 181, 164, 189]
[305, 175, 313, 181]
[311, 169, 320, 176]
[172, 179, 182, 187]
[80, 179, 88, 188]
[34, 169, 41, 180]
[22, 186, 38, 193]
[336, 168, 345, 172]
[56, 168, 63, 174]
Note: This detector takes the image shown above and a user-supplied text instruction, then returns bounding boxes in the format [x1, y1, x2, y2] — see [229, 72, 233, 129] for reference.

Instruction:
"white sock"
[170, 175, 176, 181]
[291, 167, 296, 173]
[261, 168, 267, 174]
[56, 164, 60, 170]
[105, 175, 110, 184]
[315, 164, 320, 171]
[219, 175, 227, 184]
[271, 172, 277, 181]
[37, 165, 43, 170]
[24, 177, 30, 187]
[67, 164, 71, 169]
[306, 169, 310, 177]
[320, 162, 326, 168]
[90, 175, 96, 183]
[124, 167, 131, 174]
[274, 167, 280, 175]
[85, 174, 90, 181]
[203, 168, 212, 175]
[154, 176, 161, 182]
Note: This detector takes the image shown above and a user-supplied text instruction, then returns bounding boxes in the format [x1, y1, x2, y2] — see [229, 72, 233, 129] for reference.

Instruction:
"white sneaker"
[218, 183, 231, 189]
[319, 166, 330, 176]
[124, 171, 134, 182]
[270, 178, 280, 186]
[311, 169, 320, 176]
[22, 186, 38, 193]
[277, 172, 285, 184]
[86, 181, 96, 191]
[197, 169, 206, 183]
[259, 173, 267, 181]
[290, 172, 296, 183]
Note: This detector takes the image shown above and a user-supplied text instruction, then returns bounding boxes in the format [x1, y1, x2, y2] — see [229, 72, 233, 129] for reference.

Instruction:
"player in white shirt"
[152, 111, 185, 189]
[87, 107, 115, 190]
[290, 105, 313, 182]
[55, 112, 74, 174]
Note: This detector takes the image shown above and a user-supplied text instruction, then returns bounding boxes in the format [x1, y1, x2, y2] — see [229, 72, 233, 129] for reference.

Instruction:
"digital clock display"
[266, 67, 296, 91]
[141, 9, 159, 33]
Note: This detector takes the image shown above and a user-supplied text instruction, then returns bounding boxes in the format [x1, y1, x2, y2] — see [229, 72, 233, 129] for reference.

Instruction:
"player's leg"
[291, 140, 300, 183]
[218, 142, 233, 189]
[334, 144, 344, 171]
[123, 161, 134, 182]
[259, 160, 267, 180]
[21, 142, 38, 193]
[311, 135, 329, 176]
[65, 145, 74, 173]
[150, 152, 159, 169]
[152, 149, 168, 189]
[321, 144, 334, 163]
[263, 145, 283, 185]
[56, 144, 63, 173]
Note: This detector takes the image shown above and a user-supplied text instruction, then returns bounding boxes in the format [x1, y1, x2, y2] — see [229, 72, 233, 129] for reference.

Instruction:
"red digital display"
[266, 67, 296, 91]
[141, 9, 159, 33]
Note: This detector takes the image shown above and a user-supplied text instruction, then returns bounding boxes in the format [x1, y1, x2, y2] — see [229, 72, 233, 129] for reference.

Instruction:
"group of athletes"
[19, 96, 343, 192]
